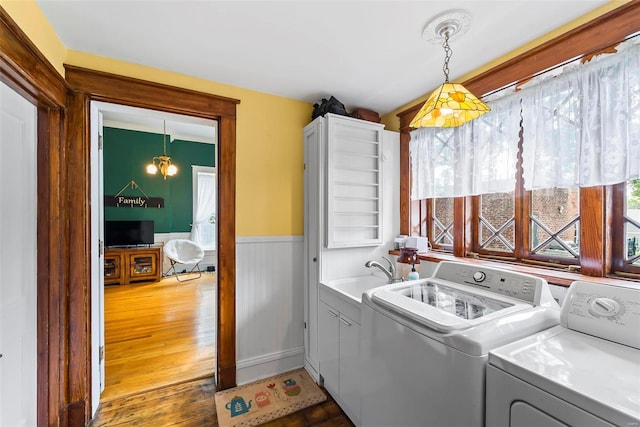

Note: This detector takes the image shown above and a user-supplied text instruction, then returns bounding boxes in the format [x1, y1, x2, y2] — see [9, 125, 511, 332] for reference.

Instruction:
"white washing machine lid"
[489, 325, 640, 424]
[371, 280, 531, 333]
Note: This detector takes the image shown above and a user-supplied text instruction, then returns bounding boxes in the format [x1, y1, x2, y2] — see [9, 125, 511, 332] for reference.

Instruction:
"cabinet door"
[318, 301, 340, 398]
[104, 251, 123, 285]
[339, 313, 361, 424]
[326, 114, 384, 248]
[128, 251, 158, 281]
[303, 118, 323, 374]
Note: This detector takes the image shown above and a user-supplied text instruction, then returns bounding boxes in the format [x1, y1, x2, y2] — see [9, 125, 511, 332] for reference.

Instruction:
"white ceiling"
[97, 102, 217, 143]
[37, 0, 611, 116]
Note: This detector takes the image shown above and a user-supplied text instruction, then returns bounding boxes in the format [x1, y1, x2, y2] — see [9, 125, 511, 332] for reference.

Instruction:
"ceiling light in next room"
[146, 120, 178, 179]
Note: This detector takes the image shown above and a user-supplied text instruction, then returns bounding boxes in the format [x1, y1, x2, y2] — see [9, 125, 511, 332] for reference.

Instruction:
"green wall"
[103, 127, 215, 233]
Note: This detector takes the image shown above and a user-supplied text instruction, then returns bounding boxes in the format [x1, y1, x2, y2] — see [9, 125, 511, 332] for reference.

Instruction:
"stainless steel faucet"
[365, 256, 403, 284]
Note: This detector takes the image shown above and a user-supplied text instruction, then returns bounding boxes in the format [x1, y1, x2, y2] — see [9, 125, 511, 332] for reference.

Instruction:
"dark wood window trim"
[399, 250, 632, 288]
[610, 182, 640, 277]
[397, 2, 640, 281]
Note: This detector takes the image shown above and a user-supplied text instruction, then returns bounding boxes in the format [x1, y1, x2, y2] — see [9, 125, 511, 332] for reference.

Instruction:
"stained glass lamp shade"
[410, 82, 490, 128]
[411, 11, 490, 128]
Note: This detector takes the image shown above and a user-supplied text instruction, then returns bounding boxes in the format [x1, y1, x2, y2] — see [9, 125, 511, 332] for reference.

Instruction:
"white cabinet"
[318, 295, 362, 425]
[305, 113, 384, 250]
[318, 302, 340, 396]
[303, 114, 384, 381]
[303, 118, 323, 379]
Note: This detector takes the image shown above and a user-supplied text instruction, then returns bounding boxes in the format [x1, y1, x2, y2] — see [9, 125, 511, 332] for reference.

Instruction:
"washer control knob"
[472, 271, 486, 282]
[588, 297, 620, 317]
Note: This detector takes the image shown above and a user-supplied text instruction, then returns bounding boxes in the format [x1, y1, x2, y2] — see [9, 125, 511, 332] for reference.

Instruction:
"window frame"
[610, 182, 640, 276]
[397, 3, 640, 280]
[192, 165, 217, 251]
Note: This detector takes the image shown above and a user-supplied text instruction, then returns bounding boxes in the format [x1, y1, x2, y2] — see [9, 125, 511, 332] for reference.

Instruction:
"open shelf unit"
[326, 114, 383, 248]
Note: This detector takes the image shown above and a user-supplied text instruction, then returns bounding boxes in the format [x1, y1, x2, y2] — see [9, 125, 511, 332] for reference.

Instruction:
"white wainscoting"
[236, 236, 305, 385]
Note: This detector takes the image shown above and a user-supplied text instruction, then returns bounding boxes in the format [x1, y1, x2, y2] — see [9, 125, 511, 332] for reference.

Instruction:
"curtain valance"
[410, 40, 640, 199]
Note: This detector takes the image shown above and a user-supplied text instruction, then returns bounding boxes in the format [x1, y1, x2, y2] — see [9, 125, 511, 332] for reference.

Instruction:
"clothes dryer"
[486, 280, 640, 427]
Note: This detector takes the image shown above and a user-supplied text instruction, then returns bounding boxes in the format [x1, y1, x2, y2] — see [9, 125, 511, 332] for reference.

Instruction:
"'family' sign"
[104, 195, 164, 208]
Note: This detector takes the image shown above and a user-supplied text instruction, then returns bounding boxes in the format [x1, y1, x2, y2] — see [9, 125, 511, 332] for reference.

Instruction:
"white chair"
[163, 239, 205, 282]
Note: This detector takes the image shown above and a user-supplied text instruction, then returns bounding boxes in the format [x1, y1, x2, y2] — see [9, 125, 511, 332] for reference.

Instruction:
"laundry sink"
[320, 275, 388, 304]
[320, 275, 389, 327]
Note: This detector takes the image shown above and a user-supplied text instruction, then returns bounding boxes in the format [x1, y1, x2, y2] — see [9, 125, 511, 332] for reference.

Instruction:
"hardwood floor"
[100, 274, 216, 401]
[91, 375, 353, 426]
[92, 274, 354, 426]
[91, 376, 218, 426]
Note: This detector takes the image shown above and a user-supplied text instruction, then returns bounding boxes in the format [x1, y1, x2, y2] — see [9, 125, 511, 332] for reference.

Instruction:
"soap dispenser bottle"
[407, 265, 419, 281]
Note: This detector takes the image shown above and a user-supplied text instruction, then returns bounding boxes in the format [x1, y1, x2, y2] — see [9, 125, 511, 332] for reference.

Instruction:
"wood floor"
[91, 274, 354, 426]
[100, 274, 217, 401]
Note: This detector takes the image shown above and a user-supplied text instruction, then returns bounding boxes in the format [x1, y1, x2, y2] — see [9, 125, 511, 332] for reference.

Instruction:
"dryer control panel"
[561, 281, 640, 350]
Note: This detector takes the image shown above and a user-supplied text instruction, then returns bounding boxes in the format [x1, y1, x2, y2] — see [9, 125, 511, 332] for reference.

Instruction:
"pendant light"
[146, 120, 178, 179]
[410, 10, 490, 128]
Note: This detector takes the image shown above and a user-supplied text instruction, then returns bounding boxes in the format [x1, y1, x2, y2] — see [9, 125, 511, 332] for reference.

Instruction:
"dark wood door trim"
[64, 66, 240, 405]
[0, 6, 70, 427]
[3, 5, 240, 425]
[0, 7, 68, 107]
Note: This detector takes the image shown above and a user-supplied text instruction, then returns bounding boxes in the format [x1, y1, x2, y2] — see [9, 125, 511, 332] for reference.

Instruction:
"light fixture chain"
[163, 120, 167, 155]
[442, 31, 452, 82]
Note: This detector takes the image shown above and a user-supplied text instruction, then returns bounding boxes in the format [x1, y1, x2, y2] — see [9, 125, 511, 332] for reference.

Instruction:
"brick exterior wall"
[431, 188, 580, 255]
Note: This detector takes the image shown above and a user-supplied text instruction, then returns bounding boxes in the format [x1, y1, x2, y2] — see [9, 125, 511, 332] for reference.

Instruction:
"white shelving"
[326, 114, 384, 248]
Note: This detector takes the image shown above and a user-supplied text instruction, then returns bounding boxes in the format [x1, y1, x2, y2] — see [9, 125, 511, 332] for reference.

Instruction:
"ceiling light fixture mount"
[410, 10, 490, 129]
[146, 120, 178, 179]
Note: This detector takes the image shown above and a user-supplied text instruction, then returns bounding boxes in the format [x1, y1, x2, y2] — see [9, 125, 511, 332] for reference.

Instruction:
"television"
[105, 220, 154, 247]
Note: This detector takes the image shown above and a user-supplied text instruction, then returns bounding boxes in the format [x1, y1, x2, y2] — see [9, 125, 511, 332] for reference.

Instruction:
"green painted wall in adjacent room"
[103, 127, 215, 233]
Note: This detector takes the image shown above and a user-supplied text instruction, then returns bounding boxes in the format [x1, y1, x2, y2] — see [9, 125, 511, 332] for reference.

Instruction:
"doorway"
[90, 101, 218, 411]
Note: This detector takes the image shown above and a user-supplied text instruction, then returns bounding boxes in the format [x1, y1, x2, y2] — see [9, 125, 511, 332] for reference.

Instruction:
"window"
[529, 188, 580, 260]
[476, 191, 515, 255]
[412, 198, 454, 250]
[406, 36, 639, 279]
[191, 166, 216, 250]
[625, 180, 640, 267]
[611, 179, 640, 276]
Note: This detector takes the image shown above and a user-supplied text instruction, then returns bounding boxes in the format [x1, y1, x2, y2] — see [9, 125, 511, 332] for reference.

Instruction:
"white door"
[0, 81, 38, 425]
[89, 102, 105, 415]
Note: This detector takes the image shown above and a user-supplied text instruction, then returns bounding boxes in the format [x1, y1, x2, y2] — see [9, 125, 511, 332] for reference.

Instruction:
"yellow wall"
[0, 0, 66, 75]
[67, 52, 312, 237]
[4, 0, 628, 234]
[380, 0, 631, 131]
[1, 1, 311, 237]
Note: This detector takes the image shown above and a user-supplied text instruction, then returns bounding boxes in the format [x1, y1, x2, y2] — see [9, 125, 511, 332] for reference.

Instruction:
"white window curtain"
[521, 71, 582, 190]
[580, 42, 640, 186]
[190, 169, 216, 249]
[466, 92, 521, 195]
[521, 40, 640, 189]
[410, 93, 521, 199]
[410, 127, 458, 200]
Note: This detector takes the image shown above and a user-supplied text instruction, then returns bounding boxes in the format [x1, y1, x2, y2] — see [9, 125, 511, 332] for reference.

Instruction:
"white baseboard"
[236, 346, 304, 386]
[304, 360, 319, 383]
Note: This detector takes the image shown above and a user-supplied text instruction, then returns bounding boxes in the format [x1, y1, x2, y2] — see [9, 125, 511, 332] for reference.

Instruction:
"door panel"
[0, 81, 37, 426]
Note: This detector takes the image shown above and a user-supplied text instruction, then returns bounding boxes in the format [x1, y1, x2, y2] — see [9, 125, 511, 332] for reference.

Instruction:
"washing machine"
[486, 280, 640, 427]
[360, 261, 560, 427]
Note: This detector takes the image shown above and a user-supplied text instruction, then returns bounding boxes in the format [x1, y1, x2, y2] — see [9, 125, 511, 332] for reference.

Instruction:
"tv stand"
[104, 246, 162, 285]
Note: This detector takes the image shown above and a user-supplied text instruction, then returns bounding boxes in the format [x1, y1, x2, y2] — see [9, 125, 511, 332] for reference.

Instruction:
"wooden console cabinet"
[104, 246, 162, 285]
